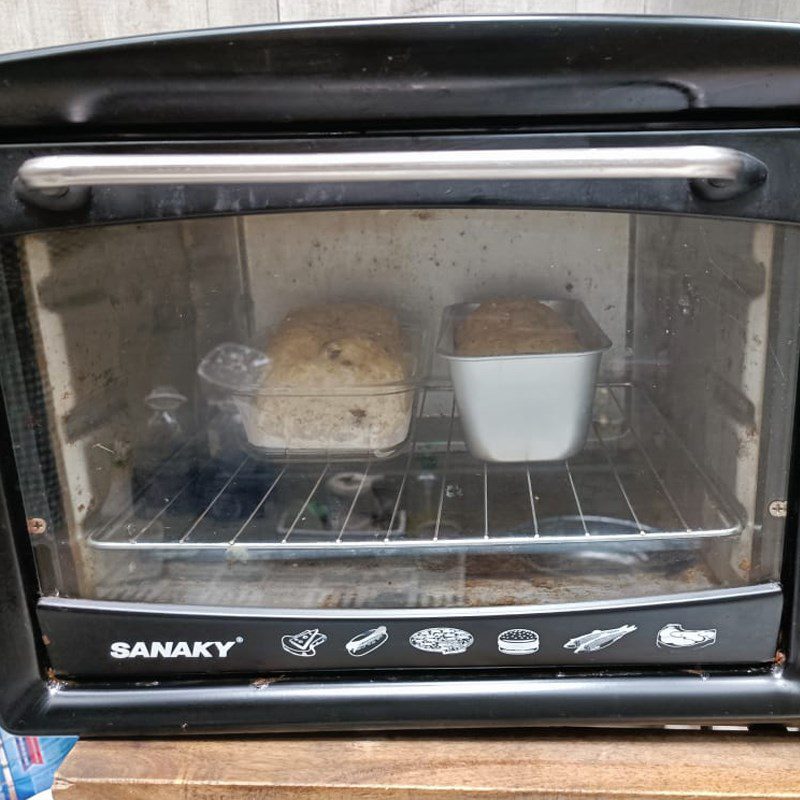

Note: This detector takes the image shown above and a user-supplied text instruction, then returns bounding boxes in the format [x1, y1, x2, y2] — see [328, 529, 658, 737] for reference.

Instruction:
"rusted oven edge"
[8, 662, 800, 737]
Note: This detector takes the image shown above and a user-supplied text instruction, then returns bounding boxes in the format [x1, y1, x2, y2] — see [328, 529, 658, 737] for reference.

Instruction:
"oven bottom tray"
[87, 383, 740, 558]
[88, 551, 722, 609]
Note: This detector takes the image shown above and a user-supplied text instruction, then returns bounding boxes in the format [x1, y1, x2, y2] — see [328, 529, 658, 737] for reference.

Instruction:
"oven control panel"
[37, 584, 781, 677]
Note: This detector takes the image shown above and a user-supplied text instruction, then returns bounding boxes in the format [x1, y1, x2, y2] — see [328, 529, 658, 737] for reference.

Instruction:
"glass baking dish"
[198, 312, 426, 459]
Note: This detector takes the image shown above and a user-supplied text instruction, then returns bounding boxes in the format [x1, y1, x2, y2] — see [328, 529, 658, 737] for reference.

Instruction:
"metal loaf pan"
[437, 299, 611, 462]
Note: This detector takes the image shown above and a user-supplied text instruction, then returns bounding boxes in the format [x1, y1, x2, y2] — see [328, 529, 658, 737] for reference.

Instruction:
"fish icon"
[564, 624, 637, 653]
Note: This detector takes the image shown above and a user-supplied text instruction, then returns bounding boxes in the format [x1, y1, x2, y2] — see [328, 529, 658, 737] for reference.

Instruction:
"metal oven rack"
[87, 384, 740, 557]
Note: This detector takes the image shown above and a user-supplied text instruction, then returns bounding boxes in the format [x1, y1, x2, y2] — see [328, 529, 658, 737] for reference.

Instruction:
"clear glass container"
[197, 310, 426, 458]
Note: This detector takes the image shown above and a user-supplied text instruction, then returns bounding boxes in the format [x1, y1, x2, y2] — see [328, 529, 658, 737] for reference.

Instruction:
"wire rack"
[87, 383, 740, 555]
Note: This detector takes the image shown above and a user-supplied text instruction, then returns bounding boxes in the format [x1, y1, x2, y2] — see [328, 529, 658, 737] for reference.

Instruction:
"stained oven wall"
[21, 219, 245, 595]
[241, 209, 631, 383]
[632, 216, 775, 581]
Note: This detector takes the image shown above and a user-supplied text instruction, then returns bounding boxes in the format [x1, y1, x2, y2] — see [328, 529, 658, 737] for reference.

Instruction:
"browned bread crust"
[455, 298, 581, 357]
[248, 303, 412, 451]
[266, 303, 408, 389]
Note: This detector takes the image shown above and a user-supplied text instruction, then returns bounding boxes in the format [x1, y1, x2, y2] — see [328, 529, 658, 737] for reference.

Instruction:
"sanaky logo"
[110, 636, 244, 659]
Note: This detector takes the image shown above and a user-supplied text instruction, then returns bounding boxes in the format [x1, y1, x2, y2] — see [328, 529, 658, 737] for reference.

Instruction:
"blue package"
[0, 729, 77, 800]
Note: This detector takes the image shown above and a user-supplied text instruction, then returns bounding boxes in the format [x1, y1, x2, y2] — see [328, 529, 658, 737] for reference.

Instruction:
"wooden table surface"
[53, 728, 800, 800]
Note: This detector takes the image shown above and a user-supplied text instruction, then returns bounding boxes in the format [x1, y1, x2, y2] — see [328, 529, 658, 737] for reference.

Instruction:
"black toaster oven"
[3, 15, 800, 734]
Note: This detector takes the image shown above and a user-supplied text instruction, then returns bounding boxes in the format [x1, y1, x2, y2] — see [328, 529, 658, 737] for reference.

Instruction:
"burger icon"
[497, 628, 540, 656]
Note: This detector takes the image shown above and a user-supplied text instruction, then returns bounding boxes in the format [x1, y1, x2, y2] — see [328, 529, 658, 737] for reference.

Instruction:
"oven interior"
[3, 208, 796, 611]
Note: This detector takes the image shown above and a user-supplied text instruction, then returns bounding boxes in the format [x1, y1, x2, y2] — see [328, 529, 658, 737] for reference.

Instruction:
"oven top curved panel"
[2, 16, 800, 139]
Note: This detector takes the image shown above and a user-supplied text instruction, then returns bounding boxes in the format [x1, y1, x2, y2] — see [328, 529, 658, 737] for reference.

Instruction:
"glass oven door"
[1, 145, 795, 676]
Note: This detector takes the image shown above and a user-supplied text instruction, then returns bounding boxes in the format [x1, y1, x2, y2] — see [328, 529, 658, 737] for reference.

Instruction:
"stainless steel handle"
[18, 145, 762, 187]
[14, 145, 766, 209]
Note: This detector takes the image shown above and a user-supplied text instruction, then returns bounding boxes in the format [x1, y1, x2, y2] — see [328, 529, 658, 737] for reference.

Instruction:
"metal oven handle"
[14, 145, 766, 209]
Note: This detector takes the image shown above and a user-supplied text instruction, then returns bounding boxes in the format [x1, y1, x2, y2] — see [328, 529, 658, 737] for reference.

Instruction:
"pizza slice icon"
[281, 628, 328, 657]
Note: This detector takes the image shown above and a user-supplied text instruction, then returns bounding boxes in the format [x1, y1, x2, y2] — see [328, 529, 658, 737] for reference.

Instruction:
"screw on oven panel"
[27, 517, 47, 535]
[768, 500, 788, 518]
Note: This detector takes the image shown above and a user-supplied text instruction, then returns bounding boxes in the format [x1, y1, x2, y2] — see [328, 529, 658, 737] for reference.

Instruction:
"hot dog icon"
[346, 626, 389, 657]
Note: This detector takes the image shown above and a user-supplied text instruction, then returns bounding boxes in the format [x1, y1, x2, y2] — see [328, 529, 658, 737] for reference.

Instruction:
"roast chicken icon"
[656, 623, 717, 649]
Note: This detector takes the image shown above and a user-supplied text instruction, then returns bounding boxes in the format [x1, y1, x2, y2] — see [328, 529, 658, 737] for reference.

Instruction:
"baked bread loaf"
[244, 303, 413, 452]
[266, 303, 406, 388]
[454, 298, 581, 357]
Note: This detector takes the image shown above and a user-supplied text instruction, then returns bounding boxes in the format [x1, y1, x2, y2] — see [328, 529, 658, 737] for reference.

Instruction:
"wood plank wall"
[3, 0, 800, 54]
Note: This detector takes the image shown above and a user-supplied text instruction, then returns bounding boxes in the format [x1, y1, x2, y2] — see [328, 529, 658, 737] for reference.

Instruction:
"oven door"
[0, 131, 795, 686]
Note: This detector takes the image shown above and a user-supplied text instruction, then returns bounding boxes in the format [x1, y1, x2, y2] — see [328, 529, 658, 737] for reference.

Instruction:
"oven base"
[6, 664, 800, 736]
